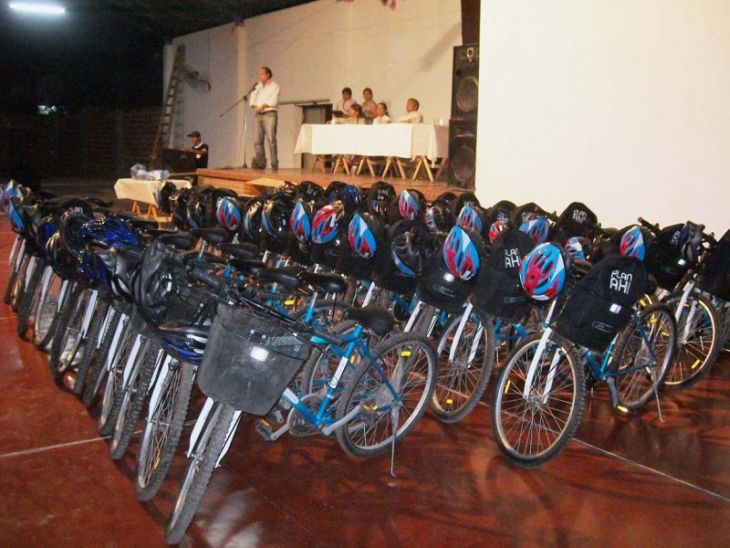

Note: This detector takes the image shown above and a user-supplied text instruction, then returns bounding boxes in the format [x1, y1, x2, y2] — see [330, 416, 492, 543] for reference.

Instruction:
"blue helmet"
[398, 189, 424, 221]
[519, 215, 550, 244]
[289, 200, 313, 244]
[216, 196, 242, 232]
[442, 225, 481, 281]
[311, 202, 344, 244]
[81, 216, 140, 248]
[347, 212, 380, 259]
[564, 236, 590, 261]
[519, 243, 567, 301]
[456, 203, 484, 234]
[619, 225, 646, 260]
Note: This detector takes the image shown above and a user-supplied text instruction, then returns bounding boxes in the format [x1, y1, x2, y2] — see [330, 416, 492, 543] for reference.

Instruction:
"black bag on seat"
[645, 223, 689, 290]
[472, 229, 535, 321]
[554, 255, 650, 351]
[698, 229, 730, 301]
[551, 201, 599, 241]
[197, 303, 312, 415]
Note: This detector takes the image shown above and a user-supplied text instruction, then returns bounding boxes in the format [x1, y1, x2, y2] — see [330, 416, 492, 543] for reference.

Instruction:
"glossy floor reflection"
[0, 219, 729, 547]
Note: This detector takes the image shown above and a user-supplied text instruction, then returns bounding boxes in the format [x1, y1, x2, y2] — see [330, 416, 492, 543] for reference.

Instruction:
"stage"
[196, 167, 464, 201]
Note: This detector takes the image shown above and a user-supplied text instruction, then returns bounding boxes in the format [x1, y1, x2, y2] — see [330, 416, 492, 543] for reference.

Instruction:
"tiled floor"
[1, 217, 729, 547]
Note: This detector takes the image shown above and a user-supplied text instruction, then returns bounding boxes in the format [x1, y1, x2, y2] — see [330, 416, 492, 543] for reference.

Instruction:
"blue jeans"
[254, 111, 278, 169]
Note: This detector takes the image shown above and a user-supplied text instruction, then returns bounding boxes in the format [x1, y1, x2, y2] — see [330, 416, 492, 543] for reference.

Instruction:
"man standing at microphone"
[249, 66, 280, 170]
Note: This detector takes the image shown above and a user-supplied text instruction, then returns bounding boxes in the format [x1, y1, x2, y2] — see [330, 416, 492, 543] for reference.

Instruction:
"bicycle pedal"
[254, 419, 276, 442]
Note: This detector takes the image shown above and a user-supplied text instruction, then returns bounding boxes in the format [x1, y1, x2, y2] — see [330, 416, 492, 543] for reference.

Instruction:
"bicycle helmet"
[368, 181, 396, 216]
[488, 220, 508, 243]
[454, 192, 480, 216]
[619, 225, 647, 261]
[157, 182, 177, 214]
[261, 196, 294, 246]
[242, 197, 265, 243]
[311, 201, 344, 244]
[81, 216, 141, 248]
[391, 230, 422, 277]
[397, 189, 425, 221]
[215, 195, 243, 232]
[564, 236, 593, 262]
[35, 216, 58, 256]
[347, 212, 382, 259]
[486, 200, 517, 226]
[519, 214, 550, 244]
[679, 222, 704, 264]
[296, 180, 324, 203]
[519, 242, 567, 301]
[170, 187, 192, 229]
[324, 181, 349, 203]
[424, 203, 454, 234]
[455, 203, 484, 235]
[442, 225, 481, 281]
[290, 200, 314, 243]
[433, 191, 458, 208]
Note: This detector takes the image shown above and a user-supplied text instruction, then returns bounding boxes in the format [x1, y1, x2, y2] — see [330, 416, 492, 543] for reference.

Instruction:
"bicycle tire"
[48, 284, 85, 378]
[611, 303, 676, 413]
[98, 326, 139, 436]
[74, 300, 110, 396]
[135, 359, 196, 501]
[4, 267, 17, 305]
[431, 307, 496, 424]
[662, 292, 721, 389]
[33, 269, 62, 351]
[165, 403, 236, 545]
[491, 332, 585, 468]
[335, 332, 437, 458]
[300, 320, 358, 397]
[10, 255, 31, 312]
[111, 340, 161, 460]
[82, 307, 121, 408]
[16, 261, 44, 339]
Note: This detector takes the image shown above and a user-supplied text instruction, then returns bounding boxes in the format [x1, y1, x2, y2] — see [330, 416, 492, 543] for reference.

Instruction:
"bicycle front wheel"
[491, 332, 585, 467]
[663, 292, 721, 389]
[612, 303, 676, 412]
[165, 403, 237, 545]
[335, 333, 436, 458]
[431, 307, 496, 423]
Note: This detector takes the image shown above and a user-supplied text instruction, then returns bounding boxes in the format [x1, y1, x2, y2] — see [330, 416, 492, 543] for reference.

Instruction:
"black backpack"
[472, 229, 535, 321]
[698, 229, 730, 301]
[554, 255, 651, 350]
[645, 223, 689, 290]
[551, 201, 599, 241]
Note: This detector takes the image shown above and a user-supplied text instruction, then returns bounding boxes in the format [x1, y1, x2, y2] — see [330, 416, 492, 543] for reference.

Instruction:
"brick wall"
[122, 107, 160, 171]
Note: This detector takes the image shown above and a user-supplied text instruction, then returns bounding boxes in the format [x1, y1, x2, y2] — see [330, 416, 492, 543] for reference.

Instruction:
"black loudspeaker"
[447, 120, 476, 189]
[451, 44, 479, 121]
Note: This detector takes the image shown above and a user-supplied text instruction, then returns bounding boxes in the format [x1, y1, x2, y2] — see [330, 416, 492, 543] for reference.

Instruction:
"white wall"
[476, 0, 730, 234]
[165, 0, 461, 169]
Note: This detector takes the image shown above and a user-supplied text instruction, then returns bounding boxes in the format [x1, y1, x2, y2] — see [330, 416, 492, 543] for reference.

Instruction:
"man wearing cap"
[183, 131, 209, 169]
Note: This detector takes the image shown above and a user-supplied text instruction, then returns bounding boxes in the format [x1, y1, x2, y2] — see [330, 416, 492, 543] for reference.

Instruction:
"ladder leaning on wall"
[149, 44, 186, 167]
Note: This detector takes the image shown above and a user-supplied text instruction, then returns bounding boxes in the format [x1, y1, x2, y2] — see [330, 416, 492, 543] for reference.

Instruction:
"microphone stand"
[220, 85, 256, 169]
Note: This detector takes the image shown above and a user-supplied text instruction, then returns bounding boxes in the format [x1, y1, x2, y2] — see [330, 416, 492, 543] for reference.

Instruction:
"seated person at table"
[361, 88, 377, 122]
[396, 98, 424, 124]
[348, 104, 367, 124]
[181, 130, 209, 168]
[373, 102, 391, 124]
[333, 87, 357, 123]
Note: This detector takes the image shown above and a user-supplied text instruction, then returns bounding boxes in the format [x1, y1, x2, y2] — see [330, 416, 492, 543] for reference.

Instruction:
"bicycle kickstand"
[389, 406, 400, 478]
[651, 372, 665, 423]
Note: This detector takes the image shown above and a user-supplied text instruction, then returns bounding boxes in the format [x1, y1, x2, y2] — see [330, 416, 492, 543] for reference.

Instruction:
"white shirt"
[396, 111, 424, 124]
[250, 80, 280, 112]
[373, 115, 391, 124]
[334, 97, 356, 115]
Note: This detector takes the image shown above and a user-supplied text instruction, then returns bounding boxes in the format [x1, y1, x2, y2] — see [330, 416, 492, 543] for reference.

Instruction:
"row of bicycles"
[2, 177, 729, 544]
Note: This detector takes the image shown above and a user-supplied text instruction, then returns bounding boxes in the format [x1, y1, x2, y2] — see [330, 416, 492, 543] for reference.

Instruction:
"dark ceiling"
[0, 0, 315, 112]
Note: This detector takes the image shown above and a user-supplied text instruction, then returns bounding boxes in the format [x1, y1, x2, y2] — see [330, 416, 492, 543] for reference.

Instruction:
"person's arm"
[268, 82, 280, 109]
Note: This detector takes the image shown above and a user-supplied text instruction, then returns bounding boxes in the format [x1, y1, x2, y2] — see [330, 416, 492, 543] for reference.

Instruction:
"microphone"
[243, 82, 257, 100]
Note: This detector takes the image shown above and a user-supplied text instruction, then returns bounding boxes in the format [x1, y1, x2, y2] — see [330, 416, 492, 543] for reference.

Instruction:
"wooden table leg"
[131, 201, 141, 215]
[434, 158, 448, 181]
[366, 158, 376, 177]
[395, 158, 407, 180]
[382, 157, 393, 177]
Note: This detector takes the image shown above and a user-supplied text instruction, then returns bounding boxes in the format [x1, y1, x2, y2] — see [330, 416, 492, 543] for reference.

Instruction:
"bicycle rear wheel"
[431, 307, 495, 423]
[662, 292, 721, 389]
[32, 268, 63, 350]
[16, 260, 44, 339]
[335, 333, 436, 458]
[491, 332, 585, 467]
[611, 303, 676, 412]
[165, 403, 237, 545]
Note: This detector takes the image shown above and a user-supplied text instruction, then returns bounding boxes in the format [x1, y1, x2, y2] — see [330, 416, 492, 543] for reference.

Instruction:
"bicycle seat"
[158, 232, 197, 250]
[298, 271, 348, 294]
[192, 227, 231, 244]
[146, 227, 179, 238]
[230, 258, 267, 276]
[344, 306, 394, 336]
[218, 242, 260, 260]
[84, 197, 113, 208]
[258, 267, 302, 290]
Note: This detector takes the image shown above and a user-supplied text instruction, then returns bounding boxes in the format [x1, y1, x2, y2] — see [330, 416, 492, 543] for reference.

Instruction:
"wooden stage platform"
[196, 167, 464, 201]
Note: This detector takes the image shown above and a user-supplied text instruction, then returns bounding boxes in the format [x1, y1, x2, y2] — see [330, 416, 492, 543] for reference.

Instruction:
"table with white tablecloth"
[114, 178, 190, 219]
[294, 123, 448, 180]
